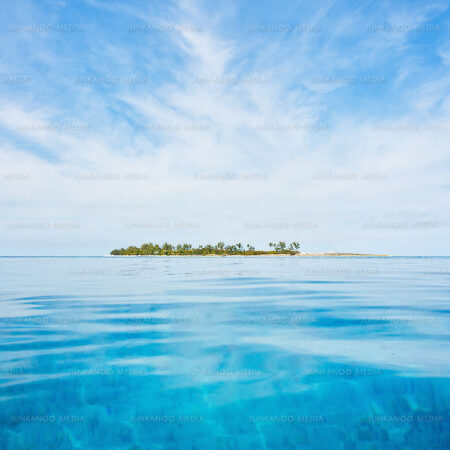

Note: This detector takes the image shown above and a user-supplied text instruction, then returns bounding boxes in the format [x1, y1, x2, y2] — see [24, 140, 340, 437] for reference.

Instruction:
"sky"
[0, 0, 449, 256]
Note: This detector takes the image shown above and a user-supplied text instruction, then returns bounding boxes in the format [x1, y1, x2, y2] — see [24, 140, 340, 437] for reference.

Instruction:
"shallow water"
[0, 256, 449, 449]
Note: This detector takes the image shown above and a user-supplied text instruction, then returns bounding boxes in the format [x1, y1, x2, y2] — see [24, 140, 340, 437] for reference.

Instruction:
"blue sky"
[0, 0, 449, 255]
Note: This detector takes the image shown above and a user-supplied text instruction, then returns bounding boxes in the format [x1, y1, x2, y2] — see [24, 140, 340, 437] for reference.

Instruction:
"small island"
[110, 242, 387, 257]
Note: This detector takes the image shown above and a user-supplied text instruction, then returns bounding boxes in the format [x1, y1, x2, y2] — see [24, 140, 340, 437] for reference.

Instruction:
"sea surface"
[0, 256, 449, 449]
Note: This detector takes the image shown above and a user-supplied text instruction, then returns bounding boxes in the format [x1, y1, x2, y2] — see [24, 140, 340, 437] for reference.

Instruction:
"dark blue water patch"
[306, 316, 406, 328]
[1, 327, 69, 334]
[0, 337, 96, 353]
[91, 302, 195, 314]
[297, 293, 358, 301]
[165, 286, 349, 298]
[10, 295, 82, 301]
[187, 277, 362, 285]
[432, 309, 450, 314]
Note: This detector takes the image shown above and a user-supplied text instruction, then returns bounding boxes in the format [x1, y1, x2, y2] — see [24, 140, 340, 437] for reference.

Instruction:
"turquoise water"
[0, 256, 449, 449]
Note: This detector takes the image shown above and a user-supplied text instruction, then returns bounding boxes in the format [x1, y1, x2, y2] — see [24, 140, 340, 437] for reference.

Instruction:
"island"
[110, 242, 387, 256]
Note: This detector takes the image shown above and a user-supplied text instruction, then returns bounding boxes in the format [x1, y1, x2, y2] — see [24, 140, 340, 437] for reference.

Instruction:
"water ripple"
[0, 256, 449, 448]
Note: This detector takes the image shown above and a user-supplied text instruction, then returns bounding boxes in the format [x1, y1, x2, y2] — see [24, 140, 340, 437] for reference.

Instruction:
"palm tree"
[126, 245, 140, 255]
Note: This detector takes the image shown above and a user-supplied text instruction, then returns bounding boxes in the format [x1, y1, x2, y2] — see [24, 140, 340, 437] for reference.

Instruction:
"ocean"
[0, 256, 449, 449]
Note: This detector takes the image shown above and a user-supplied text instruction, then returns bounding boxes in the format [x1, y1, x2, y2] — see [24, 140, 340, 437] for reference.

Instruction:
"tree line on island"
[111, 241, 301, 256]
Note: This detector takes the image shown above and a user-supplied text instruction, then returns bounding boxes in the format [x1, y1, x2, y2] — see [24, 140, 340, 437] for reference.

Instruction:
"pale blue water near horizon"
[0, 256, 449, 449]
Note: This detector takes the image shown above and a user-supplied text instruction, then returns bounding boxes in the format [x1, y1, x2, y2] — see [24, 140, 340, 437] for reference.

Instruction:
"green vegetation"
[110, 241, 301, 256]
